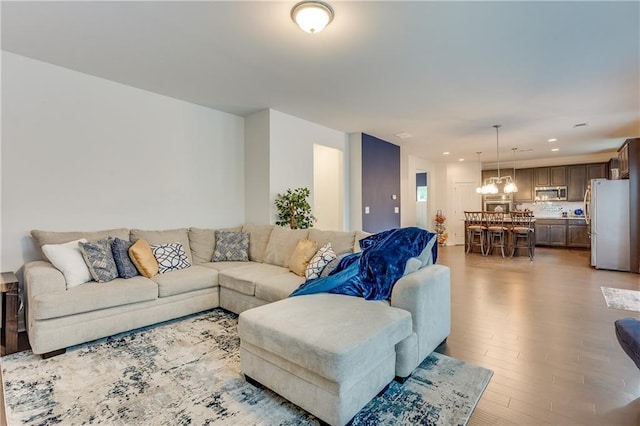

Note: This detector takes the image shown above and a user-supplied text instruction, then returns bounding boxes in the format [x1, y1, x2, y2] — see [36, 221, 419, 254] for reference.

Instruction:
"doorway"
[453, 182, 479, 245]
[416, 171, 429, 229]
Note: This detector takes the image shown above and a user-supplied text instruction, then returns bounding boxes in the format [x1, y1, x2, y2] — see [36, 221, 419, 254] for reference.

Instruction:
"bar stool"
[510, 211, 535, 260]
[485, 211, 508, 258]
[464, 211, 486, 255]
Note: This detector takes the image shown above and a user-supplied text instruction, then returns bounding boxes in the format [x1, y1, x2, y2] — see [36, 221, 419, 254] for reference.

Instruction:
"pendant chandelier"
[476, 125, 518, 194]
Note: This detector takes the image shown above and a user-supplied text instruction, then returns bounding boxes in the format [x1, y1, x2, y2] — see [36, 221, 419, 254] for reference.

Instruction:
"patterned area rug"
[601, 287, 640, 313]
[1, 310, 492, 425]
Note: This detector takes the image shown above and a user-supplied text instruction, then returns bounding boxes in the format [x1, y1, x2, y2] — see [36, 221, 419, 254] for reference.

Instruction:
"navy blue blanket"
[290, 227, 438, 300]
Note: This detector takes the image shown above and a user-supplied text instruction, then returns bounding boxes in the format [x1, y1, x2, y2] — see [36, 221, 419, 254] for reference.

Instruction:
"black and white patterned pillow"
[151, 242, 191, 274]
[305, 242, 337, 280]
[212, 231, 250, 262]
[78, 238, 118, 283]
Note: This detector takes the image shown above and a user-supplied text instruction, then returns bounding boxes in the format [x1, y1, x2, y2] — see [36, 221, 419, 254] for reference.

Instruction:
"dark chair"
[615, 318, 640, 369]
[485, 211, 508, 258]
[464, 211, 486, 255]
[509, 211, 535, 260]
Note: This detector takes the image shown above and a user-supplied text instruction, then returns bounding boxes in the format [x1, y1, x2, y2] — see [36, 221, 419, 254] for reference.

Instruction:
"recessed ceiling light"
[394, 132, 413, 139]
[458, 158, 465, 162]
[443, 152, 450, 155]
[551, 148, 560, 152]
[548, 138, 557, 142]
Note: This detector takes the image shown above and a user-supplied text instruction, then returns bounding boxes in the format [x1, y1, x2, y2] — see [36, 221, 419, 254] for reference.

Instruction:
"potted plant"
[274, 187, 316, 229]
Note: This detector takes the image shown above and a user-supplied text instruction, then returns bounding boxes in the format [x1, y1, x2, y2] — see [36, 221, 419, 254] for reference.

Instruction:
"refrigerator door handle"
[583, 186, 591, 226]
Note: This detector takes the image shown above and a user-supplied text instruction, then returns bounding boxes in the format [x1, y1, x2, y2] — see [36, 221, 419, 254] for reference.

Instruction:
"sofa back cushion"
[188, 228, 216, 264]
[130, 228, 193, 264]
[188, 227, 242, 264]
[354, 230, 372, 253]
[242, 224, 275, 262]
[308, 229, 356, 255]
[31, 228, 130, 261]
[263, 227, 310, 268]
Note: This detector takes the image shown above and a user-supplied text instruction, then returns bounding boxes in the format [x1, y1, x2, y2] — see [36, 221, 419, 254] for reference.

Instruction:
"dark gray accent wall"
[361, 133, 401, 233]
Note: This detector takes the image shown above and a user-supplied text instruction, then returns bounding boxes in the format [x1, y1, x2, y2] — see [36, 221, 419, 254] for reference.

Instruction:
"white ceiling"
[2, 1, 639, 164]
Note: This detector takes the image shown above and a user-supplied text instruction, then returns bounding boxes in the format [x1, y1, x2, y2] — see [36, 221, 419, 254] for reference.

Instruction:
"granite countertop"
[536, 216, 586, 221]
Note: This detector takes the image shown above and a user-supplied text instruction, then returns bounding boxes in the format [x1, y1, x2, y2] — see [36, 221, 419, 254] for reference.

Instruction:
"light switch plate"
[394, 207, 399, 213]
[365, 206, 370, 214]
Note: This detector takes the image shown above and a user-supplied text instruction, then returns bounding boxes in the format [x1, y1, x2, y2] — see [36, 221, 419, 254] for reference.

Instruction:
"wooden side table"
[1, 272, 19, 356]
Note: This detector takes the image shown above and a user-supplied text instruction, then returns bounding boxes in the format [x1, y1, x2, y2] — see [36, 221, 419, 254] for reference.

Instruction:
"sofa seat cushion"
[32, 276, 158, 320]
[201, 261, 260, 272]
[254, 273, 306, 303]
[219, 263, 290, 296]
[151, 265, 218, 297]
[238, 294, 412, 382]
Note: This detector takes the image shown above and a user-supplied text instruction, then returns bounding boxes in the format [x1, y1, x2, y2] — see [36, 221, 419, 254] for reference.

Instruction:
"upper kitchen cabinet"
[567, 165, 587, 201]
[587, 163, 607, 180]
[567, 162, 608, 201]
[514, 168, 534, 202]
[535, 166, 567, 186]
[618, 140, 630, 178]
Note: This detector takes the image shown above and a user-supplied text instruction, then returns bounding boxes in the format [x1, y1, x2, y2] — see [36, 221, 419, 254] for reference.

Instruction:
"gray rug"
[601, 287, 640, 313]
[1, 310, 492, 425]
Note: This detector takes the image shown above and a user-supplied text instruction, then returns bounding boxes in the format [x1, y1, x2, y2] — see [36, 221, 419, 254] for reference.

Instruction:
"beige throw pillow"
[128, 239, 159, 278]
[289, 238, 319, 277]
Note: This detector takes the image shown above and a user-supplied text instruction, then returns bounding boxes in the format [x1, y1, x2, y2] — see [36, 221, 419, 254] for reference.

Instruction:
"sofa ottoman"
[237, 293, 413, 426]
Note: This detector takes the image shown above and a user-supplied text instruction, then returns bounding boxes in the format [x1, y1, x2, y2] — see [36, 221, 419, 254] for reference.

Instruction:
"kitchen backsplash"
[516, 201, 585, 218]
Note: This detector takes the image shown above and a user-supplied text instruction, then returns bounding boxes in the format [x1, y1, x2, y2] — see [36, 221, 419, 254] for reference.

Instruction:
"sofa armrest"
[24, 261, 67, 298]
[391, 264, 451, 376]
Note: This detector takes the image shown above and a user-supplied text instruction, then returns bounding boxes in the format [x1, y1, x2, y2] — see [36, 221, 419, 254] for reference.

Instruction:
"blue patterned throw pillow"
[111, 238, 139, 279]
[151, 243, 191, 274]
[212, 231, 250, 262]
[78, 239, 118, 283]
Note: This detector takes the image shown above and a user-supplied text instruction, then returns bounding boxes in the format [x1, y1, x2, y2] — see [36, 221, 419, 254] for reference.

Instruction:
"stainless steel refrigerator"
[584, 179, 630, 271]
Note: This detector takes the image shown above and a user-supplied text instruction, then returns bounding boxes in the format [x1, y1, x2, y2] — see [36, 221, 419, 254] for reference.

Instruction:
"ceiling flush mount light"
[291, 1, 334, 33]
[476, 124, 518, 195]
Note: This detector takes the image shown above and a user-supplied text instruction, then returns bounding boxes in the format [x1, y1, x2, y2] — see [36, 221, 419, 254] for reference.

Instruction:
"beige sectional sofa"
[23, 224, 451, 424]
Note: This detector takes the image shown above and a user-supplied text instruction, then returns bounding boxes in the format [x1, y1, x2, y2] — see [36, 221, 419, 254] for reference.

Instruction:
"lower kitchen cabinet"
[535, 219, 567, 246]
[567, 219, 590, 248]
[535, 218, 590, 248]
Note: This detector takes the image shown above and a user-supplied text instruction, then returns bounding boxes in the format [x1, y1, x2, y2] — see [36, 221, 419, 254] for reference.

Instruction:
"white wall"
[244, 110, 271, 224]
[313, 144, 343, 231]
[268, 109, 348, 228]
[1, 52, 245, 273]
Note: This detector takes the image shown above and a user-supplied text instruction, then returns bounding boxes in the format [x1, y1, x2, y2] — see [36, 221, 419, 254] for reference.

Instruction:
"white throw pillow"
[42, 238, 92, 288]
[305, 242, 337, 280]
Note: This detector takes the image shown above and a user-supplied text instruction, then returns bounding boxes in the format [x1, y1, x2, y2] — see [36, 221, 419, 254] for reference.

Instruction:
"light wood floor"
[1, 246, 638, 425]
[436, 245, 640, 426]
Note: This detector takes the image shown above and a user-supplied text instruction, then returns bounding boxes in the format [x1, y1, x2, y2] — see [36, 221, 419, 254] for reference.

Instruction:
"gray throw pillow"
[212, 231, 250, 262]
[319, 253, 349, 278]
[78, 239, 118, 283]
[111, 238, 139, 279]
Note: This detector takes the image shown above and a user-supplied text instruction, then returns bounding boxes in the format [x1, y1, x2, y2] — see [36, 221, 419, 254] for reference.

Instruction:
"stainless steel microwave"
[534, 186, 567, 201]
